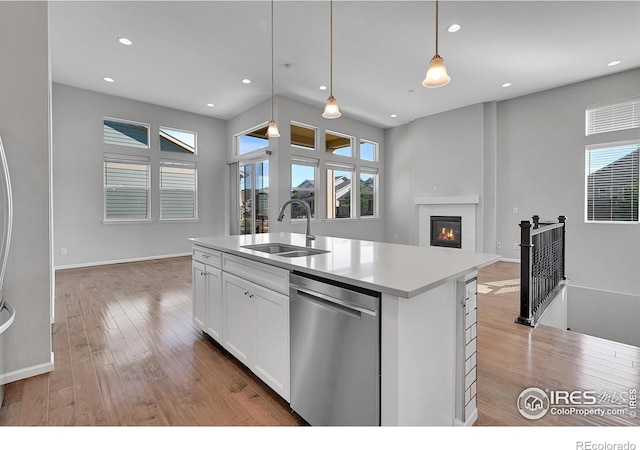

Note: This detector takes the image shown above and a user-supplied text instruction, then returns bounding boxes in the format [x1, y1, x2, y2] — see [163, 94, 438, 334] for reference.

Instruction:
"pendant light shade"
[423, 55, 451, 88]
[322, 0, 341, 119]
[266, 0, 280, 137]
[422, 0, 451, 88]
[322, 95, 341, 119]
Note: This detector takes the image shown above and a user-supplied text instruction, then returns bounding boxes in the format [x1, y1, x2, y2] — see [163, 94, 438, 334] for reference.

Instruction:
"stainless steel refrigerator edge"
[289, 272, 381, 426]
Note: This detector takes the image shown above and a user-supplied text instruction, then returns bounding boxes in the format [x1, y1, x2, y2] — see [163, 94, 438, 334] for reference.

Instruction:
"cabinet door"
[192, 261, 207, 331]
[254, 284, 290, 401]
[205, 268, 222, 344]
[222, 273, 255, 367]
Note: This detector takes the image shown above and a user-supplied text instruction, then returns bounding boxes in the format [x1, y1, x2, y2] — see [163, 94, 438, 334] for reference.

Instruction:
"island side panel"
[381, 280, 457, 426]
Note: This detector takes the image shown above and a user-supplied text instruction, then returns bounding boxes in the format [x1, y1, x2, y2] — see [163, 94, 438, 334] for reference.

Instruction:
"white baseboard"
[54, 252, 191, 271]
[0, 352, 54, 385]
[500, 257, 520, 263]
[454, 408, 478, 426]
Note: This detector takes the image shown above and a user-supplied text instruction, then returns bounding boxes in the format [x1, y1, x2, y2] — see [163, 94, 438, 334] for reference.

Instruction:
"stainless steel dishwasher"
[289, 271, 381, 426]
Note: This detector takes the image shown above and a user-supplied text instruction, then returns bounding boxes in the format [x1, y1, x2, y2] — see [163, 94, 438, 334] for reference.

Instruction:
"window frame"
[290, 156, 319, 221]
[359, 167, 379, 218]
[103, 154, 151, 224]
[325, 130, 354, 158]
[326, 162, 355, 220]
[159, 126, 197, 155]
[103, 117, 150, 149]
[584, 140, 639, 224]
[359, 139, 379, 162]
[159, 159, 198, 222]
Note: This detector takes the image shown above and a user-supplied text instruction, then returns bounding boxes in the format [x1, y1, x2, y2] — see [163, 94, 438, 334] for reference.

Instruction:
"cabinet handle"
[202, 255, 210, 259]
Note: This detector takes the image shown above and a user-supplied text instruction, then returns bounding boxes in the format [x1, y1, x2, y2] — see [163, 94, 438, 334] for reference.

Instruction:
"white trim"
[227, 148, 271, 165]
[454, 408, 478, 427]
[0, 352, 54, 385]
[414, 195, 480, 205]
[54, 252, 190, 271]
[500, 257, 520, 263]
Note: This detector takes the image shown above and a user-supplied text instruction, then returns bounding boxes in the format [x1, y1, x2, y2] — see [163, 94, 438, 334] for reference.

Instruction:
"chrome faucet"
[277, 199, 315, 247]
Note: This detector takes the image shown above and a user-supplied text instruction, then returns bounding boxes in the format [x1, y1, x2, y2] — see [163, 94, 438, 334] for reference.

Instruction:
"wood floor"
[1, 257, 638, 426]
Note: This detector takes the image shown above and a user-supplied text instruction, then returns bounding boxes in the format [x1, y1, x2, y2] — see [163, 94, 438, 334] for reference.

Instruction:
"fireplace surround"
[415, 195, 479, 252]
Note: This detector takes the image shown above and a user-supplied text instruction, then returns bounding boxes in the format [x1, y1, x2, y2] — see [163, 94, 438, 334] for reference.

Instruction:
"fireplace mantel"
[414, 195, 479, 205]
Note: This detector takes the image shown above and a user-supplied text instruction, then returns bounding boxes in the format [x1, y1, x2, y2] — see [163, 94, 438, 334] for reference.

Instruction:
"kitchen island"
[189, 232, 500, 426]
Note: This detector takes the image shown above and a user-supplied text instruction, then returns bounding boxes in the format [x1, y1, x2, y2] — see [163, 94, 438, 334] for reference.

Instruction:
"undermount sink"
[241, 243, 329, 258]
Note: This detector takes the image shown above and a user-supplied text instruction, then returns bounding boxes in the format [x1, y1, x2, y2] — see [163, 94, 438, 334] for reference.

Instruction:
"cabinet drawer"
[223, 254, 289, 295]
[193, 246, 222, 268]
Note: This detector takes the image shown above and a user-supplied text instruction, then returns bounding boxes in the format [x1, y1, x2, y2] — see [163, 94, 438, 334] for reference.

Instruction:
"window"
[160, 160, 197, 220]
[585, 142, 639, 223]
[326, 163, 354, 219]
[104, 155, 150, 221]
[291, 123, 316, 151]
[238, 159, 269, 234]
[360, 140, 378, 162]
[160, 127, 196, 154]
[103, 118, 149, 149]
[360, 168, 378, 217]
[326, 131, 353, 157]
[238, 125, 269, 155]
[290, 157, 318, 219]
[586, 96, 640, 136]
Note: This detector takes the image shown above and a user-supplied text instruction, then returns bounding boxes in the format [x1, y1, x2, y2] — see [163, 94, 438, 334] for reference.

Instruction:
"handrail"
[516, 215, 566, 326]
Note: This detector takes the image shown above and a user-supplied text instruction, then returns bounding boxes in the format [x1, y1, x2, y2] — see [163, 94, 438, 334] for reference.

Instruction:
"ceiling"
[49, 1, 640, 129]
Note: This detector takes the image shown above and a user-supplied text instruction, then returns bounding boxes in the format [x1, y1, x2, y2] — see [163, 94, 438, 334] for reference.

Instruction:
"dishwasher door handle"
[292, 285, 377, 317]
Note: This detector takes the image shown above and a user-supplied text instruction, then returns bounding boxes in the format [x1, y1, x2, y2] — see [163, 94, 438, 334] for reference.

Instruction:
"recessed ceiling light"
[319, 85, 328, 91]
[390, 114, 397, 118]
[118, 37, 132, 46]
[607, 60, 621, 67]
[502, 82, 512, 88]
[242, 79, 251, 84]
[206, 103, 215, 107]
[104, 77, 115, 83]
[448, 24, 461, 33]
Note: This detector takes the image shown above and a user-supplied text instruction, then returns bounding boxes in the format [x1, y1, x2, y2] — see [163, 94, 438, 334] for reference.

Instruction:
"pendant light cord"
[330, 0, 333, 97]
[271, 0, 275, 120]
[435, 0, 439, 56]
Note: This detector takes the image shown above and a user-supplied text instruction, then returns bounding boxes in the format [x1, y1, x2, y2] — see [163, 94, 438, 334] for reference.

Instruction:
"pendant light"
[322, 0, 341, 119]
[422, 0, 451, 88]
[266, 0, 280, 137]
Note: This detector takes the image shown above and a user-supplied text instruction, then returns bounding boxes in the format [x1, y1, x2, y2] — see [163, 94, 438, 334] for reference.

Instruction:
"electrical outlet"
[433, 185, 438, 192]
[513, 243, 519, 250]
[512, 207, 519, 214]
[496, 242, 501, 249]
[61, 247, 67, 255]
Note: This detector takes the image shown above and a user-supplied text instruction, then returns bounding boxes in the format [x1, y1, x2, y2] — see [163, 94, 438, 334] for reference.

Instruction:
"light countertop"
[189, 233, 501, 298]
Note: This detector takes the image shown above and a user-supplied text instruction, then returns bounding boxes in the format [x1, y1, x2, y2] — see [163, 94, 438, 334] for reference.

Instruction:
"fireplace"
[430, 216, 462, 249]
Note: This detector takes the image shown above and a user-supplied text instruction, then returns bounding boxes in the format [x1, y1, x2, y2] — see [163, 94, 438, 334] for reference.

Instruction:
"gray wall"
[227, 96, 386, 242]
[384, 103, 489, 250]
[0, 2, 53, 382]
[386, 68, 640, 345]
[496, 68, 640, 295]
[52, 84, 228, 268]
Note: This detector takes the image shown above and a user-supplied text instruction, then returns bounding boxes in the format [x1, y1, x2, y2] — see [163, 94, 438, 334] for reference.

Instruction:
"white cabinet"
[222, 254, 290, 401]
[192, 247, 223, 344]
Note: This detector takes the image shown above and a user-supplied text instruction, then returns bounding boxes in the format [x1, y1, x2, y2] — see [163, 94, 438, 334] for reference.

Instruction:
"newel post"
[516, 220, 533, 325]
[558, 215, 567, 280]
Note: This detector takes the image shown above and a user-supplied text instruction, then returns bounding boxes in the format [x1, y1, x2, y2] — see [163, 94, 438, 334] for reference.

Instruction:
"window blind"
[160, 160, 197, 220]
[104, 156, 150, 220]
[586, 97, 640, 136]
[586, 143, 639, 222]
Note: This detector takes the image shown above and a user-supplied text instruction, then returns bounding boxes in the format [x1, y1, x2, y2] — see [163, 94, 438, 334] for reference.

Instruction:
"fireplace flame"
[439, 227, 456, 241]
